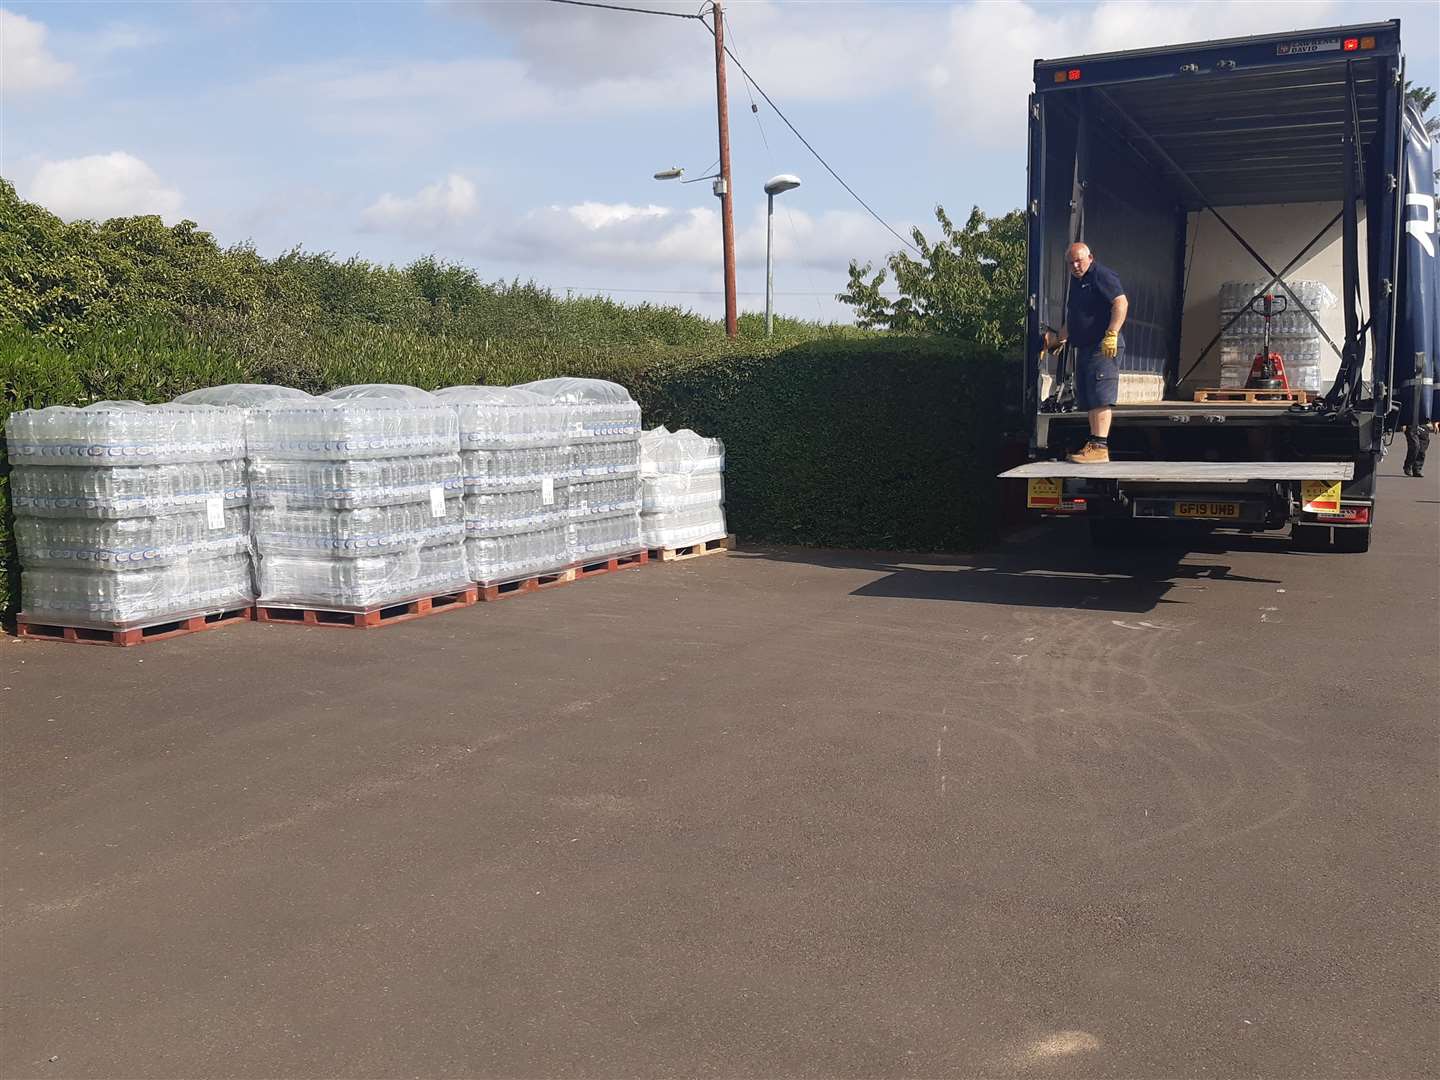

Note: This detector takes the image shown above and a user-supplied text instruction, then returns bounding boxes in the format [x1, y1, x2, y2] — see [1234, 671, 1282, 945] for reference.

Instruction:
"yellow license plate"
[1027, 478, 1062, 509]
[1175, 501, 1240, 519]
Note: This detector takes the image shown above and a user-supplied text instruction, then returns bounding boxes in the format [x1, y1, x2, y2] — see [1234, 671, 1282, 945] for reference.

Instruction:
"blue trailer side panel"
[1397, 105, 1438, 424]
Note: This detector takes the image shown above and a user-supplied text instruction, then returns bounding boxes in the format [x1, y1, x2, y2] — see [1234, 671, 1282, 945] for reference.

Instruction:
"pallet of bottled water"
[435, 386, 572, 585]
[240, 385, 468, 611]
[1217, 281, 1336, 392]
[515, 378, 643, 566]
[7, 401, 255, 631]
[640, 427, 728, 552]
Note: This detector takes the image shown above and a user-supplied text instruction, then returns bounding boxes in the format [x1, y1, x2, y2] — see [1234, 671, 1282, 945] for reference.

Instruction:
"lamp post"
[763, 174, 800, 338]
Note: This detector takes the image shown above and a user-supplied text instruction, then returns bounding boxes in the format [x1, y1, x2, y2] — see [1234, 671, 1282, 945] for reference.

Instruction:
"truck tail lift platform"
[1011, 20, 1438, 555]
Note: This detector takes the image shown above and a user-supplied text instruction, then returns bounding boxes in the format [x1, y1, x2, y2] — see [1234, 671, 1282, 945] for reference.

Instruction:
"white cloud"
[469, 198, 900, 276]
[85, 22, 157, 55]
[26, 152, 183, 222]
[492, 201, 717, 266]
[1, 8, 76, 93]
[360, 173, 479, 234]
[929, 0, 1341, 146]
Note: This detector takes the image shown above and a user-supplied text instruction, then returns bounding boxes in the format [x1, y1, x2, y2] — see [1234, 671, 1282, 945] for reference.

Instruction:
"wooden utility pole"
[712, 0, 738, 337]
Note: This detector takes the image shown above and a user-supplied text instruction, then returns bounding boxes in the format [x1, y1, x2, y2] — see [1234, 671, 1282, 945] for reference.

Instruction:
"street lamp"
[763, 174, 801, 338]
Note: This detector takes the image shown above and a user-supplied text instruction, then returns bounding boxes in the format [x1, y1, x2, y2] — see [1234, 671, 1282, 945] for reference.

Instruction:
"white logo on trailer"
[1405, 194, 1436, 258]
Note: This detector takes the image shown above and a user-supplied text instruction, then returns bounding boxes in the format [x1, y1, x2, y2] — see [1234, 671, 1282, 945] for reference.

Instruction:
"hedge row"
[0, 326, 1012, 616]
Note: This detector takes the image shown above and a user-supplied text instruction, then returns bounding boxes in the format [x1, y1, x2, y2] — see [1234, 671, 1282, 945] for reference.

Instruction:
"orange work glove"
[1100, 331, 1119, 358]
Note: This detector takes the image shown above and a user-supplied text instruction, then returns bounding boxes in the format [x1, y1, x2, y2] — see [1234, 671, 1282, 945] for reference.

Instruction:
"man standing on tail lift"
[1043, 242, 1129, 464]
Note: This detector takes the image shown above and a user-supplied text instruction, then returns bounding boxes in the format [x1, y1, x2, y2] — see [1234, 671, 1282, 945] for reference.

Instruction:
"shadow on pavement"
[736, 522, 1288, 614]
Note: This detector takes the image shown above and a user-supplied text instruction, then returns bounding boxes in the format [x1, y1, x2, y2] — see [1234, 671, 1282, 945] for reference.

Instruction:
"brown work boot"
[1067, 441, 1110, 464]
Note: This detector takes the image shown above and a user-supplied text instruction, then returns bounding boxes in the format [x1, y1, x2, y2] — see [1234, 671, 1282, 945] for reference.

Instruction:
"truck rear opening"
[1010, 21, 1435, 553]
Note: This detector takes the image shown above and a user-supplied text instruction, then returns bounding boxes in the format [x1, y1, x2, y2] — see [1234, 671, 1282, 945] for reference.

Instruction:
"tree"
[1405, 81, 1439, 193]
[837, 205, 1026, 349]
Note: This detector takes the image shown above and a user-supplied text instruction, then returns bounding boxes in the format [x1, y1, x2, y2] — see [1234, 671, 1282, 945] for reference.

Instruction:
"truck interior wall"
[1177, 203, 1372, 393]
[1083, 116, 1182, 381]
[1039, 94, 1183, 384]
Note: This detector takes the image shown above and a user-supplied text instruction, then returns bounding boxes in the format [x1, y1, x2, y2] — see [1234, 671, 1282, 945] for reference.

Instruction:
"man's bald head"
[1067, 243, 1093, 279]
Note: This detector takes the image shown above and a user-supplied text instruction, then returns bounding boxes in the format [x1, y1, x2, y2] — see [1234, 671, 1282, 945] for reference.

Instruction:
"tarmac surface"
[3, 463, 1437, 1079]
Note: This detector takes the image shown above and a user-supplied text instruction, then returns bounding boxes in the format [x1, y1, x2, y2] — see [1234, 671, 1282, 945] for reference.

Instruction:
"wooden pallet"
[1193, 387, 1310, 404]
[649, 534, 735, 563]
[255, 586, 478, 629]
[476, 567, 576, 602]
[17, 606, 252, 647]
[573, 550, 649, 579]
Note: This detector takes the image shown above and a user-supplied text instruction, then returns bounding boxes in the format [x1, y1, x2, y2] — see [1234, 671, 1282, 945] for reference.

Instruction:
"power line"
[724, 15, 828, 320]
[701, 14, 920, 256]
[541, 0, 918, 258]
[540, 0, 702, 19]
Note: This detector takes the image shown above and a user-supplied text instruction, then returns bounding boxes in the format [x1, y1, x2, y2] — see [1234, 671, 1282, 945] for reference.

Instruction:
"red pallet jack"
[1245, 292, 1290, 390]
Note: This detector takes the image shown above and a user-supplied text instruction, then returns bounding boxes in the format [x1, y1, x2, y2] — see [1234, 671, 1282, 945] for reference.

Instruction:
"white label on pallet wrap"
[429, 485, 446, 518]
[206, 496, 225, 529]
[541, 477, 555, 505]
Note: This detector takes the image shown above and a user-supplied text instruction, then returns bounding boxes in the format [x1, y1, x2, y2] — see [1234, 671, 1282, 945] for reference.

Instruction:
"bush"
[634, 337, 1011, 551]
[0, 180, 1014, 618]
[0, 323, 1010, 616]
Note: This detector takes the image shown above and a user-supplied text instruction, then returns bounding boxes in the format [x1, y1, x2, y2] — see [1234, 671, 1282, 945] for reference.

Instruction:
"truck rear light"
[1360, 36, 1375, 50]
[1315, 506, 1370, 524]
[1068, 68, 1082, 81]
[1054, 497, 1088, 514]
[1342, 37, 1359, 51]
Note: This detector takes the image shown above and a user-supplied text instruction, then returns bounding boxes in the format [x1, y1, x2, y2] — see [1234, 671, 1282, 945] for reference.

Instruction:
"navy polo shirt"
[1066, 261, 1125, 348]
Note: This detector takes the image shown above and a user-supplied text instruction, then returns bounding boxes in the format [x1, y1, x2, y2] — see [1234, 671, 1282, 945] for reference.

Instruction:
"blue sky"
[4, 0, 1437, 322]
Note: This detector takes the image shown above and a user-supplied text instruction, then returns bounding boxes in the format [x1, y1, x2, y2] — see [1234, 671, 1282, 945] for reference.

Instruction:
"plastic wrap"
[642, 472, 725, 514]
[248, 454, 464, 510]
[16, 510, 250, 569]
[173, 384, 316, 408]
[245, 393, 467, 607]
[464, 488, 569, 538]
[1217, 280, 1337, 392]
[12, 460, 247, 519]
[5, 401, 245, 466]
[244, 397, 458, 460]
[436, 385, 575, 582]
[465, 527, 570, 585]
[517, 379, 642, 564]
[257, 543, 468, 610]
[639, 427, 724, 475]
[9, 400, 255, 627]
[569, 477, 641, 518]
[435, 386, 568, 449]
[21, 555, 253, 627]
[570, 514, 643, 562]
[637, 425, 727, 551]
[513, 378, 642, 440]
[324, 384, 437, 402]
[641, 505, 728, 550]
[459, 445, 570, 492]
[253, 501, 464, 557]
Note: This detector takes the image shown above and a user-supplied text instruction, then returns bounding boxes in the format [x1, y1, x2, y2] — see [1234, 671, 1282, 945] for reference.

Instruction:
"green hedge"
[634, 338, 1011, 551]
[1, 327, 1010, 617]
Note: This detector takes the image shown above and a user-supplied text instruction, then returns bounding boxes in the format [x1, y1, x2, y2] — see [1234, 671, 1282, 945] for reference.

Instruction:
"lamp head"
[653, 167, 684, 181]
[764, 173, 802, 196]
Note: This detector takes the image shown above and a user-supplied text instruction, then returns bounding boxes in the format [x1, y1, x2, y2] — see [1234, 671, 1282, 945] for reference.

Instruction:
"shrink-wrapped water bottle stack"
[238, 384, 468, 610]
[6, 402, 254, 627]
[516, 379, 643, 565]
[434, 386, 571, 584]
[639, 427, 727, 550]
[1217, 280, 1336, 392]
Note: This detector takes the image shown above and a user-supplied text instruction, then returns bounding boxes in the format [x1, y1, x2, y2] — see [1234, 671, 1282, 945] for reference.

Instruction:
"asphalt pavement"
[2, 463, 1436, 1079]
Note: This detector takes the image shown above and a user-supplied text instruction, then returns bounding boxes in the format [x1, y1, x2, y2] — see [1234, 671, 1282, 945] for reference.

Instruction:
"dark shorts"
[1073, 340, 1122, 411]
